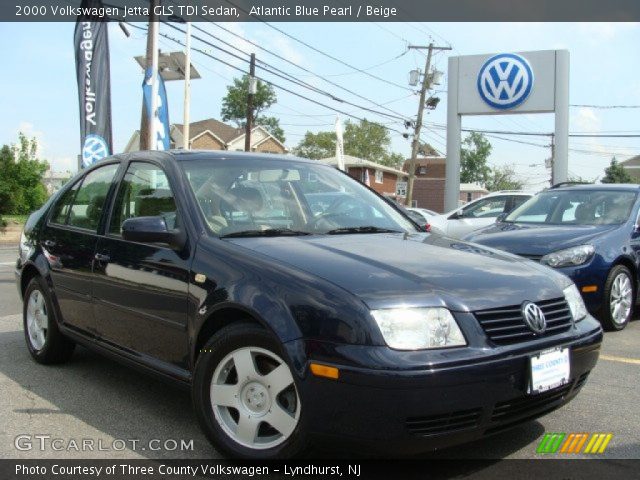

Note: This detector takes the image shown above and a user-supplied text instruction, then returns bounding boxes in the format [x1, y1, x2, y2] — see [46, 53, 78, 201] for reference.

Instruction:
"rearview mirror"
[449, 209, 463, 220]
[122, 216, 185, 249]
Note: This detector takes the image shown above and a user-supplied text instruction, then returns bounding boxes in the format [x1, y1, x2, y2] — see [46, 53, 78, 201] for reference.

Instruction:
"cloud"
[14, 121, 76, 172]
[577, 22, 639, 43]
[572, 107, 600, 132]
[16, 121, 45, 157]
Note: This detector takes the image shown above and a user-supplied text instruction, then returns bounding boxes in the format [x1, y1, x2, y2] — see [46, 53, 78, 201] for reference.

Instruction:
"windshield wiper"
[220, 228, 312, 238]
[326, 226, 402, 235]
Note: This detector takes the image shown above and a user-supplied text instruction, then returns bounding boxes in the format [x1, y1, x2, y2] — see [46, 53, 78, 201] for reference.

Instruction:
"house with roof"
[621, 155, 640, 182]
[124, 118, 287, 154]
[320, 155, 408, 201]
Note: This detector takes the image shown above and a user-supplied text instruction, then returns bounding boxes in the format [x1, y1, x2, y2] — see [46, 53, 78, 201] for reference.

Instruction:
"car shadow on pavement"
[0, 326, 544, 461]
[0, 328, 218, 459]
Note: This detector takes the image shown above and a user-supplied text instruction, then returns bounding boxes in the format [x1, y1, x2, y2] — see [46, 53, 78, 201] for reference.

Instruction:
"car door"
[92, 160, 191, 370]
[447, 195, 510, 238]
[40, 162, 120, 335]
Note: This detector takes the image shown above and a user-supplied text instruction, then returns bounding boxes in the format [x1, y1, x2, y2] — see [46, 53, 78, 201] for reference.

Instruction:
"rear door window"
[67, 164, 119, 232]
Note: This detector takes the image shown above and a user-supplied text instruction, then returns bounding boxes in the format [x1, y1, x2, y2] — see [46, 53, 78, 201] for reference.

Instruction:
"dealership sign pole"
[74, 0, 113, 168]
[445, 50, 569, 212]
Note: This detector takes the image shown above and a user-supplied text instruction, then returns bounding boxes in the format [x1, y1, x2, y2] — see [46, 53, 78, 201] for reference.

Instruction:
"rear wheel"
[23, 276, 75, 364]
[599, 265, 634, 331]
[192, 323, 307, 458]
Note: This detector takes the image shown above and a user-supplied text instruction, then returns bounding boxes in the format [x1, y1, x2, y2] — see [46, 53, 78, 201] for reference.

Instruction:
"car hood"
[226, 233, 569, 312]
[466, 223, 619, 256]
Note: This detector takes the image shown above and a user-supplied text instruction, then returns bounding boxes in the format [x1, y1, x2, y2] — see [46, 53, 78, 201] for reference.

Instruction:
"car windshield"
[180, 157, 416, 236]
[504, 189, 637, 225]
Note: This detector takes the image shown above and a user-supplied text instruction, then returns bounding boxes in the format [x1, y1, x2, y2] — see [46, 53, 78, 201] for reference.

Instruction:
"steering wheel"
[308, 196, 361, 229]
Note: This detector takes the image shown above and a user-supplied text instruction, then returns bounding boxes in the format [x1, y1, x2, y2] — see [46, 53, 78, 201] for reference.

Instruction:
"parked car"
[429, 191, 534, 238]
[408, 207, 438, 219]
[465, 183, 640, 331]
[16, 151, 601, 459]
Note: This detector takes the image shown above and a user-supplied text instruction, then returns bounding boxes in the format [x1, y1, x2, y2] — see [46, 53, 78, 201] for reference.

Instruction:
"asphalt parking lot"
[1, 244, 639, 460]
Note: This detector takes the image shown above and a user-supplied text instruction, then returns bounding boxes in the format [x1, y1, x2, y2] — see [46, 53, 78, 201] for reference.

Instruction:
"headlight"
[541, 245, 595, 268]
[370, 307, 466, 350]
[563, 284, 587, 322]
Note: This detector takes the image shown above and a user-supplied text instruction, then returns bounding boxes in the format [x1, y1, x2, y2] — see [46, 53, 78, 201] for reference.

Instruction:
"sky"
[0, 21, 639, 190]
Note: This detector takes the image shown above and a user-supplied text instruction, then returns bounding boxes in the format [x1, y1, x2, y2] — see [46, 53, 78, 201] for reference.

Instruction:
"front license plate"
[529, 348, 570, 394]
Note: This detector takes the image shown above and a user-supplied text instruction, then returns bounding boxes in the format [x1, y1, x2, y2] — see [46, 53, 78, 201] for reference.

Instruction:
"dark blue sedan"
[466, 183, 640, 331]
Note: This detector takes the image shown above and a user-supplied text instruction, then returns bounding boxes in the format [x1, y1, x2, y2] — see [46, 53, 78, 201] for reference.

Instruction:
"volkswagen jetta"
[16, 151, 602, 458]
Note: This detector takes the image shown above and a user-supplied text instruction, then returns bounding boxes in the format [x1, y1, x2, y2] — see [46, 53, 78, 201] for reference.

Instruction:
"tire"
[192, 323, 308, 459]
[599, 265, 634, 331]
[23, 276, 75, 364]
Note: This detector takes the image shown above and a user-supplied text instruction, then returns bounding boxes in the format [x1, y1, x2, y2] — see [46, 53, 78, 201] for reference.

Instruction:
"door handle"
[94, 253, 111, 263]
[43, 240, 56, 248]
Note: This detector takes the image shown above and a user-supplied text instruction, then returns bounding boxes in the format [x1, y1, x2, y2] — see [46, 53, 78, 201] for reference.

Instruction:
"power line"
[162, 22, 411, 124]
[571, 104, 640, 109]
[183, 22, 413, 121]
[135, 24, 408, 137]
[210, 0, 415, 92]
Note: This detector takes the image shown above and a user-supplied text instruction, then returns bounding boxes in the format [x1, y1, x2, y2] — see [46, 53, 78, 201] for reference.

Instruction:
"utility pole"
[140, 0, 159, 151]
[405, 43, 452, 207]
[550, 135, 556, 186]
[245, 53, 256, 152]
[183, 20, 192, 150]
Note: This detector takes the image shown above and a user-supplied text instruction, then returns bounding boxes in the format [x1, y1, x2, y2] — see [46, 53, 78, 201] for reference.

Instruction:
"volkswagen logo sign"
[82, 134, 109, 168]
[477, 53, 534, 110]
[522, 301, 547, 334]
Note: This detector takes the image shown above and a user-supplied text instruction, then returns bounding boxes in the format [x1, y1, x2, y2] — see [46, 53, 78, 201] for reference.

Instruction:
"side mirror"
[449, 210, 463, 220]
[122, 216, 185, 249]
[496, 212, 508, 223]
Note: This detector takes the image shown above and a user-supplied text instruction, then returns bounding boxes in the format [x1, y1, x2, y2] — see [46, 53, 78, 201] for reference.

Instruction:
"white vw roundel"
[477, 53, 534, 110]
[82, 134, 109, 168]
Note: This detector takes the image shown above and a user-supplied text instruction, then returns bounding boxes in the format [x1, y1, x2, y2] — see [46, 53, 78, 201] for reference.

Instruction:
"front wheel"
[192, 323, 307, 459]
[599, 265, 634, 331]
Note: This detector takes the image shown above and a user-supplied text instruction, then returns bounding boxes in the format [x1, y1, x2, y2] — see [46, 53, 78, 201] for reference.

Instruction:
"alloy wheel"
[210, 346, 300, 450]
[610, 272, 633, 326]
[26, 289, 48, 351]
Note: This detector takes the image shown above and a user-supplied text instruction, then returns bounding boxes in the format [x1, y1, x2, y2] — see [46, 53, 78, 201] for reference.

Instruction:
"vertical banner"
[143, 69, 171, 151]
[334, 116, 345, 171]
[74, 0, 113, 168]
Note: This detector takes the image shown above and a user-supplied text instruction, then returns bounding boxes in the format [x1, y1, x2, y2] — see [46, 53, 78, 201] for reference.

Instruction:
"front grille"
[474, 297, 573, 345]
[406, 408, 482, 436]
[490, 383, 573, 425]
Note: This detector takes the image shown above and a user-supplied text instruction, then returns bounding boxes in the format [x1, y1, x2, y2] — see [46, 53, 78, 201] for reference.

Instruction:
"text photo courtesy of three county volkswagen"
[2, 0, 640, 474]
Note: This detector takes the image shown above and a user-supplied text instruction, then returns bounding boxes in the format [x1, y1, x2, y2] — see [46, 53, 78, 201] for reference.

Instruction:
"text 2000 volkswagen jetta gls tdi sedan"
[16, 151, 601, 458]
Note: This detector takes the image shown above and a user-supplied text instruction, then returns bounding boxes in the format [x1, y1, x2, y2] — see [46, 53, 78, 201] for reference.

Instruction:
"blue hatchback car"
[466, 183, 640, 331]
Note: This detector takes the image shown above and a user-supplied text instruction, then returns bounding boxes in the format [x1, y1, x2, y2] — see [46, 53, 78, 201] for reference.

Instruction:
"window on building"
[418, 166, 428, 175]
[375, 170, 384, 184]
[467, 192, 472, 202]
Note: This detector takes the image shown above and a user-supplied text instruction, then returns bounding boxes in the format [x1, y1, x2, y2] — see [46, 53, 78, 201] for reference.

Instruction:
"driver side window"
[109, 162, 178, 235]
[462, 196, 508, 219]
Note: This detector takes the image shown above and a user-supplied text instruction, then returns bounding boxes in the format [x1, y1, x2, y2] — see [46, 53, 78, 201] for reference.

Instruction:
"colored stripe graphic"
[584, 433, 613, 454]
[539, 433, 612, 454]
[537, 433, 565, 453]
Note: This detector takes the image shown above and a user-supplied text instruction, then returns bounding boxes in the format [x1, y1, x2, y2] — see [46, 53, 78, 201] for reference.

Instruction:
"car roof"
[549, 183, 640, 192]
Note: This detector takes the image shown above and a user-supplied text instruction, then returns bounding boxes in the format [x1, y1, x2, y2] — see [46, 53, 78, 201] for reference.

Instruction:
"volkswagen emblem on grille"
[522, 302, 546, 334]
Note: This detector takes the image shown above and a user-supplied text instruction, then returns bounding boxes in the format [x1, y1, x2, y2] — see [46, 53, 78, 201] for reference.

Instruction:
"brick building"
[124, 118, 287, 154]
[402, 157, 489, 212]
[320, 155, 408, 201]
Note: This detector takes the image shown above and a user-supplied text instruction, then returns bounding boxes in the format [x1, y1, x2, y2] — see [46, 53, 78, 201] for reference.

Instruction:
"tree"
[602, 157, 633, 184]
[460, 132, 492, 184]
[220, 75, 285, 143]
[293, 119, 403, 166]
[484, 165, 524, 191]
[0, 133, 49, 216]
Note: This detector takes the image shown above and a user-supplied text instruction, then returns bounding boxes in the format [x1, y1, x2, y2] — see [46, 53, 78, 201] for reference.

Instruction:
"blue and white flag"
[143, 68, 171, 151]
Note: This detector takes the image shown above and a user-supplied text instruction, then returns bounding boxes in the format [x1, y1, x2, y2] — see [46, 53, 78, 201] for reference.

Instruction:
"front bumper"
[288, 317, 602, 454]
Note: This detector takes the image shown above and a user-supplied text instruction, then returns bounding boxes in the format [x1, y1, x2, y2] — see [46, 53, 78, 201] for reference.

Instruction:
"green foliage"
[485, 165, 524, 192]
[0, 133, 49, 216]
[293, 119, 403, 167]
[220, 75, 285, 143]
[460, 132, 492, 184]
[602, 157, 634, 184]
